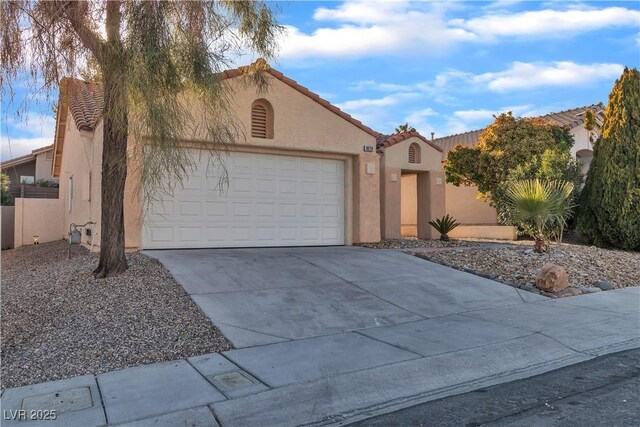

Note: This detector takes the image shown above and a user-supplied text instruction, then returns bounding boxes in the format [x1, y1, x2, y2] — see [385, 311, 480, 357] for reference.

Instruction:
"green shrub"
[428, 214, 461, 241]
[0, 172, 13, 206]
[578, 67, 640, 250]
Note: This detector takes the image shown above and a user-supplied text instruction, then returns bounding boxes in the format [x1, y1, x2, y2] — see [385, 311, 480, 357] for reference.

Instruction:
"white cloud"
[450, 7, 640, 39]
[1, 112, 55, 160]
[278, 2, 640, 61]
[350, 80, 412, 92]
[404, 107, 438, 136]
[279, 1, 476, 60]
[335, 92, 421, 128]
[471, 61, 624, 91]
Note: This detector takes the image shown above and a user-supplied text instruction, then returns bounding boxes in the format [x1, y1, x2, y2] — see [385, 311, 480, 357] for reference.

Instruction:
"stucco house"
[49, 64, 450, 251]
[432, 104, 605, 239]
[42, 63, 601, 250]
[1, 145, 58, 186]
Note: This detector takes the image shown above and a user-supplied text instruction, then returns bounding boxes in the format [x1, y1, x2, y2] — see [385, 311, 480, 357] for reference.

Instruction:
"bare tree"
[1, 1, 281, 277]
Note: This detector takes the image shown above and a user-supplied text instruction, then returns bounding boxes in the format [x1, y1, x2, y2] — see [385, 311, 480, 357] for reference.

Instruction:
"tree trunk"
[93, 69, 128, 278]
[93, 0, 128, 278]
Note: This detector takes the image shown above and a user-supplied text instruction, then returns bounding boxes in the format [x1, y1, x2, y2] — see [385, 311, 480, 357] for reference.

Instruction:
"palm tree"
[394, 123, 416, 134]
[503, 180, 575, 253]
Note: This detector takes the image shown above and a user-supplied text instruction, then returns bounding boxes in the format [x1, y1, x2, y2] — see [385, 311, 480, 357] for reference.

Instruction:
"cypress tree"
[578, 67, 640, 250]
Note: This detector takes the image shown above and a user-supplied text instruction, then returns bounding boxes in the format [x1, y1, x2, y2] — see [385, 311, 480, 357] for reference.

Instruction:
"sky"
[1, 0, 639, 160]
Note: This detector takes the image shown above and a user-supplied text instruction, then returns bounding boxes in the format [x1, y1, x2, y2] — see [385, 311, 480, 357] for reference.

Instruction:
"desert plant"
[428, 214, 461, 241]
[503, 180, 575, 253]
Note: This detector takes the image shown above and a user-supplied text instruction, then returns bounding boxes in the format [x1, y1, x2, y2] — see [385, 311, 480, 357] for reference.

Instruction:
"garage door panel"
[143, 151, 344, 249]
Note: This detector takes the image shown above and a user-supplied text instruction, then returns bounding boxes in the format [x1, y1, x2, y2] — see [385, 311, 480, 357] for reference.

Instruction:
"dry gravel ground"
[360, 238, 486, 249]
[1, 241, 232, 391]
[423, 243, 640, 289]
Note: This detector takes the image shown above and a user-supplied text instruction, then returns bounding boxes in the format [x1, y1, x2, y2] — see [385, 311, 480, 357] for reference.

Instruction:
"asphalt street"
[351, 348, 640, 427]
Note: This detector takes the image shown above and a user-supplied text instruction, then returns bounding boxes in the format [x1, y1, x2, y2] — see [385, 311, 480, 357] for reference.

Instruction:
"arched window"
[408, 143, 421, 164]
[251, 99, 274, 139]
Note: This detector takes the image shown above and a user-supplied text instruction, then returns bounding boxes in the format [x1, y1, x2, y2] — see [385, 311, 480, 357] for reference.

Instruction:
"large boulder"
[535, 263, 569, 293]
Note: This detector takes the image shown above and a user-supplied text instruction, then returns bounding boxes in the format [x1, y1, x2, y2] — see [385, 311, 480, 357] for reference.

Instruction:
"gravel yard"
[421, 243, 640, 290]
[1, 241, 232, 391]
[360, 238, 486, 249]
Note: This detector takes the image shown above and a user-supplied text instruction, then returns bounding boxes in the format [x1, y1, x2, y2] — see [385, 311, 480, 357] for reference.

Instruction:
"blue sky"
[2, 0, 639, 159]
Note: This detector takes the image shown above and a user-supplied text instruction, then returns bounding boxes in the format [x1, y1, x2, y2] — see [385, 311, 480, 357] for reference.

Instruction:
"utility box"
[70, 229, 82, 244]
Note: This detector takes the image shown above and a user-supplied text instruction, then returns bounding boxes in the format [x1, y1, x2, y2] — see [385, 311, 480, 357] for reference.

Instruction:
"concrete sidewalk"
[1, 248, 638, 426]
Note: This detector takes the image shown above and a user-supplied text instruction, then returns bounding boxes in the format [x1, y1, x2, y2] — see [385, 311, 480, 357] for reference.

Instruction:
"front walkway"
[2, 248, 638, 426]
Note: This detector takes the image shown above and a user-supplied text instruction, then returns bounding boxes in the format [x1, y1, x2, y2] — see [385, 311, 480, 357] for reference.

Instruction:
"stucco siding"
[446, 183, 498, 225]
[14, 198, 64, 247]
[120, 74, 381, 249]
[381, 137, 442, 172]
[58, 111, 103, 248]
[34, 151, 56, 182]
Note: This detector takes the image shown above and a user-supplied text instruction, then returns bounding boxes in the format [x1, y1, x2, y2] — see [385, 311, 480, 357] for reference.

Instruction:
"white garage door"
[143, 150, 345, 249]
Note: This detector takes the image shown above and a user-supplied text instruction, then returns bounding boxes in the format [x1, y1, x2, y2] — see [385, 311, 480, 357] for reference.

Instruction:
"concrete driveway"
[3, 247, 637, 426]
[117, 246, 639, 426]
[146, 246, 537, 348]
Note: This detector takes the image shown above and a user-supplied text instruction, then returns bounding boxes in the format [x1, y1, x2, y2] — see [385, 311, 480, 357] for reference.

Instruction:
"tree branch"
[60, 0, 105, 63]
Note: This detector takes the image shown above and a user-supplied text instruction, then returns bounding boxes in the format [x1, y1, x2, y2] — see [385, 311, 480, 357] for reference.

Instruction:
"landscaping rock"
[577, 285, 602, 294]
[420, 243, 639, 292]
[520, 283, 541, 294]
[594, 280, 615, 291]
[556, 287, 583, 298]
[535, 263, 570, 293]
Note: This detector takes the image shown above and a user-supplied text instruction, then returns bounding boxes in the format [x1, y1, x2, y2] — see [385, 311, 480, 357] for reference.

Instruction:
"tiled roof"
[1, 145, 53, 168]
[433, 103, 606, 155]
[221, 62, 381, 138]
[57, 61, 380, 138]
[65, 78, 104, 132]
[431, 129, 484, 155]
[376, 131, 444, 154]
[51, 62, 382, 177]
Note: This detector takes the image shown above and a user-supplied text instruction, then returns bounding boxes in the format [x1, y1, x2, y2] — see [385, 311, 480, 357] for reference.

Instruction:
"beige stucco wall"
[66, 72, 382, 250]
[58, 111, 103, 250]
[417, 171, 446, 239]
[380, 137, 445, 239]
[14, 198, 64, 247]
[381, 138, 442, 172]
[35, 151, 57, 182]
[401, 174, 417, 237]
[446, 183, 498, 225]
[449, 225, 517, 241]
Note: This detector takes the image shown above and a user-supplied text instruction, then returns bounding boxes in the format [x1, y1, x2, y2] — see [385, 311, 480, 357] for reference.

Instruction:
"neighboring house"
[1, 145, 58, 186]
[431, 104, 605, 236]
